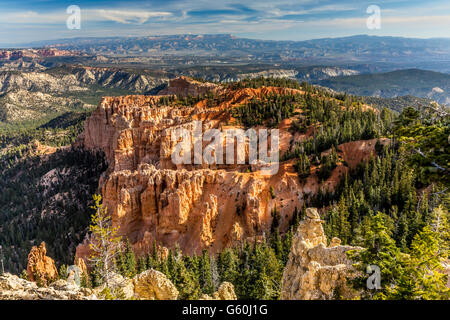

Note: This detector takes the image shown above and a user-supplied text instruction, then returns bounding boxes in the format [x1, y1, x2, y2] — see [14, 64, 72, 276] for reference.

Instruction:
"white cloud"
[301, 14, 450, 28]
[269, 4, 357, 17]
[1, 1, 449, 43]
[0, 8, 173, 25]
[88, 10, 172, 24]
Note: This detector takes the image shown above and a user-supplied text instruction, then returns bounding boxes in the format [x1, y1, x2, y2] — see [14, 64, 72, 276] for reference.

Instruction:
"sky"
[0, 0, 450, 45]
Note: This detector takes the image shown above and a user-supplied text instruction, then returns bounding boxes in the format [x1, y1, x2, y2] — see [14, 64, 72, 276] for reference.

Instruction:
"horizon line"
[2, 33, 450, 49]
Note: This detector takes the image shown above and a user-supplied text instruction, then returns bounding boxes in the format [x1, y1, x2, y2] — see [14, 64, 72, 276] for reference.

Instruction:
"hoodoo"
[75, 77, 383, 262]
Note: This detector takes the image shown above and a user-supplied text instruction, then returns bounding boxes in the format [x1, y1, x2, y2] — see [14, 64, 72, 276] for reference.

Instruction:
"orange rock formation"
[75, 77, 381, 261]
[27, 242, 58, 286]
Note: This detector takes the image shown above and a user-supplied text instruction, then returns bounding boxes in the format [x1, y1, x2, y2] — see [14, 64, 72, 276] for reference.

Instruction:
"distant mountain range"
[317, 69, 450, 106]
[18, 34, 450, 73]
[1, 34, 449, 122]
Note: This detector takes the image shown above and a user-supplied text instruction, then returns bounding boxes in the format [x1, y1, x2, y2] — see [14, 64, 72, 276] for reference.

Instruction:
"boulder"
[212, 282, 237, 300]
[132, 269, 179, 300]
[200, 282, 237, 300]
[95, 272, 134, 299]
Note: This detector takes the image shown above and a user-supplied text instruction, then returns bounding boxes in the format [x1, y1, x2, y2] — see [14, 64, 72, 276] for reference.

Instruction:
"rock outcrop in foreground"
[132, 269, 179, 300]
[93, 269, 236, 300]
[26, 242, 58, 286]
[0, 269, 236, 300]
[87, 269, 180, 300]
[281, 208, 361, 300]
[200, 282, 238, 300]
[0, 273, 96, 300]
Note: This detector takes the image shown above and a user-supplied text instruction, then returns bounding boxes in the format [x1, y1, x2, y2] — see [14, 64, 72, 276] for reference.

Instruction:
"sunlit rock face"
[26, 242, 58, 286]
[75, 77, 378, 263]
[281, 208, 362, 300]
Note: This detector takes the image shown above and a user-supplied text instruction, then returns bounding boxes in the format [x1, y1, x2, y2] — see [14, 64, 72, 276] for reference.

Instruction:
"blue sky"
[1, 0, 450, 45]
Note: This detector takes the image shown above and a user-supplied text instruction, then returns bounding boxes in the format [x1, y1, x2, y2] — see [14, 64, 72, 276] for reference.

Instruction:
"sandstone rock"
[281, 208, 362, 300]
[133, 269, 179, 300]
[77, 89, 307, 258]
[305, 207, 320, 219]
[0, 273, 97, 300]
[76, 82, 379, 261]
[95, 272, 134, 300]
[329, 237, 342, 248]
[212, 282, 237, 300]
[75, 257, 88, 277]
[26, 242, 58, 286]
[337, 138, 390, 170]
[199, 282, 237, 300]
[66, 265, 81, 286]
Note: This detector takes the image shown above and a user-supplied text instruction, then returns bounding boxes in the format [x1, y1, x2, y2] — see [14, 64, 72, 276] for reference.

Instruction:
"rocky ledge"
[0, 273, 97, 300]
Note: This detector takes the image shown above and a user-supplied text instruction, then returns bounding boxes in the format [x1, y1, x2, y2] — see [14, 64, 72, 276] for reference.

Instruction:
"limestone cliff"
[281, 208, 362, 300]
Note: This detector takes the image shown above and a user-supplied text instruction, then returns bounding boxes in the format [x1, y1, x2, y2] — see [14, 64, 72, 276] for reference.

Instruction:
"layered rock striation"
[76, 77, 380, 260]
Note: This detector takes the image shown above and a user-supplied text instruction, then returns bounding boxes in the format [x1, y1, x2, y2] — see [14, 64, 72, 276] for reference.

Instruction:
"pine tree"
[175, 258, 201, 299]
[167, 249, 176, 281]
[137, 256, 147, 274]
[348, 212, 404, 300]
[295, 153, 311, 181]
[118, 238, 136, 278]
[270, 230, 283, 262]
[291, 207, 300, 229]
[217, 248, 238, 284]
[199, 250, 214, 295]
[80, 272, 91, 288]
[282, 228, 293, 264]
[145, 254, 155, 270]
[391, 225, 450, 300]
[270, 206, 280, 233]
[88, 194, 122, 287]
[59, 264, 68, 280]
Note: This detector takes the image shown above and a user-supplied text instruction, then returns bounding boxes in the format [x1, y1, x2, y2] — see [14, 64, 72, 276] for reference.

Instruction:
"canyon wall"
[76, 78, 380, 260]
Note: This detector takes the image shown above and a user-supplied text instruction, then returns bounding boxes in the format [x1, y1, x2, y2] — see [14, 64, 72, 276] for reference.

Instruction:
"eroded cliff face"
[76, 77, 380, 260]
[281, 208, 361, 300]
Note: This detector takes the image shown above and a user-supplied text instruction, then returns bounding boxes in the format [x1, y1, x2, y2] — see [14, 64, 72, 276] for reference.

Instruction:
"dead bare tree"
[88, 194, 122, 287]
